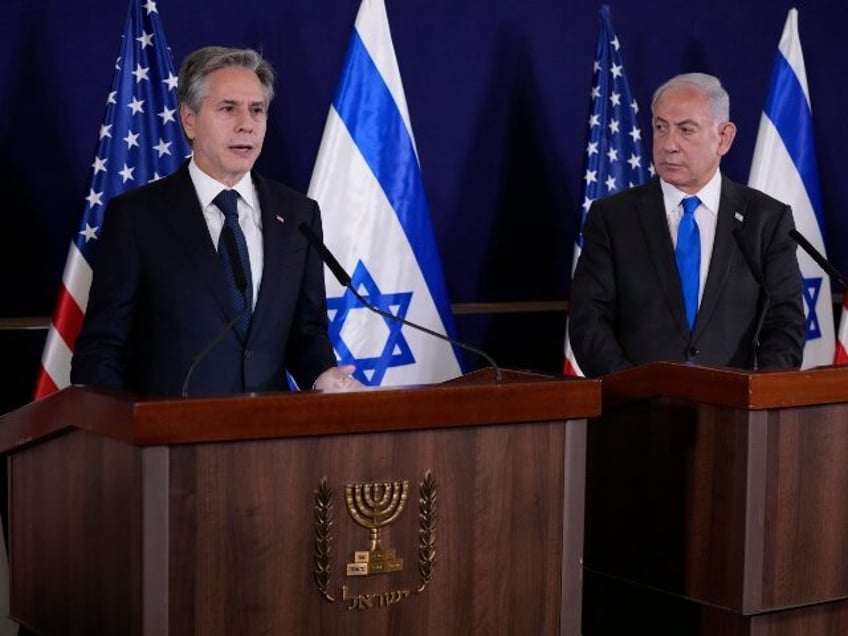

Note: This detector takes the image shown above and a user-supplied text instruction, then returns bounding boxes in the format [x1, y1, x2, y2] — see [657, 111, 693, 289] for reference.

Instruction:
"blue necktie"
[676, 196, 701, 331]
[214, 189, 253, 339]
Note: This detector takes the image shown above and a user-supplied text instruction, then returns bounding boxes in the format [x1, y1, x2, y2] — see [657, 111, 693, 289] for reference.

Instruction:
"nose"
[660, 129, 680, 153]
[235, 109, 254, 133]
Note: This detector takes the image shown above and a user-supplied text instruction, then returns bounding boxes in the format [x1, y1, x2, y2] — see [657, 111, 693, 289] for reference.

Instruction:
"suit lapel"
[249, 172, 297, 338]
[693, 179, 747, 338]
[157, 163, 233, 319]
[637, 181, 691, 339]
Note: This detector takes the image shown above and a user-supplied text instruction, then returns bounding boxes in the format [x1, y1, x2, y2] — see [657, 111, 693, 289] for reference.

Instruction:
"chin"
[658, 171, 686, 187]
[227, 159, 257, 175]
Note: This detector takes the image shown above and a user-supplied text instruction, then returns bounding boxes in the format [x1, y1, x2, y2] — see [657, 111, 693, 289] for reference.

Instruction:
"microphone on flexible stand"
[298, 222, 503, 383]
[733, 228, 771, 371]
[789, 229, 848, 289]
[181, 227, 250, 397]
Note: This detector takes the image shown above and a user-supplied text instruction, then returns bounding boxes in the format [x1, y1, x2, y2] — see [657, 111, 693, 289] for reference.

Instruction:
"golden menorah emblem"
[344, 480, 409, 576]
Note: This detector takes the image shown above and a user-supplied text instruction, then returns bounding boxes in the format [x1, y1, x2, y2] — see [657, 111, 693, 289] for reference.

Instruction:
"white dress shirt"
[661, 170, 723, 306]
[189, 158, 264, 309]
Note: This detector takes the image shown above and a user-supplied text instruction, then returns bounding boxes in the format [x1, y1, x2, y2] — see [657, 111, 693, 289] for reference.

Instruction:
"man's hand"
[313, 364, 363, 391]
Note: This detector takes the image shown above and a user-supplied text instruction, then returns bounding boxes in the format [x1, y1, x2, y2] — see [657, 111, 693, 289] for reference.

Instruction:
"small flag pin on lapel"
[275, 215, 285, 224]
[734, 211, 744, 222]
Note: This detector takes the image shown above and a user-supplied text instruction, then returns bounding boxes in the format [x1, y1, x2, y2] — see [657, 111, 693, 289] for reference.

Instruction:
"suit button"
[243, 350, 253, 360]
[686, 347, 700, 359]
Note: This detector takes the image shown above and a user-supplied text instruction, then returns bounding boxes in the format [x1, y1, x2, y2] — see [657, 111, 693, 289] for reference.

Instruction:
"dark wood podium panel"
[0, 370, 599, 636]
[584, 362, 848, 635]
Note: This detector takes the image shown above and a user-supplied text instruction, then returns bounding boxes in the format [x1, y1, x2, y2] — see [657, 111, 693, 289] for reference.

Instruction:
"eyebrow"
[653, 116, 700, 127]
[214, 98, 265, 107]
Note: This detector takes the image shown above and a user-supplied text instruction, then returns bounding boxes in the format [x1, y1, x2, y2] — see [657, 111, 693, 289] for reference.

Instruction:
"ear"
[180, 104, 195, 143]
[717, 121, 737, 156]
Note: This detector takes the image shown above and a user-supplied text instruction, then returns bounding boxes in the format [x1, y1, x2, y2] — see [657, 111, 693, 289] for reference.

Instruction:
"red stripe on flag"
[835, 300, 848, 365]
[51, 285, 85, 350]
[32, 285, 86, 399]
[835, 301, 848, 365]
[33, 367, 59, 398]
[835, 342, 848, 365]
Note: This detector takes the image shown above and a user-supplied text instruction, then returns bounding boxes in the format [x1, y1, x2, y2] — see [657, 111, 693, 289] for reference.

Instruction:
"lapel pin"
[734, 211, 744, 222]
[275, 214, 285, 224]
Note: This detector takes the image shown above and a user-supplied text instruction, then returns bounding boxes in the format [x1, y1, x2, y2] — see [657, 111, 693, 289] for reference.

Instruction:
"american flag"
[33, 0, 189, 398]
[563, 3, 650, 376]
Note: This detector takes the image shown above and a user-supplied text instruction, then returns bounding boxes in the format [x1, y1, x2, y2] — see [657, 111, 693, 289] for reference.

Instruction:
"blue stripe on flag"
[764, 52, 824, 225]
[332, 31, 456, 335]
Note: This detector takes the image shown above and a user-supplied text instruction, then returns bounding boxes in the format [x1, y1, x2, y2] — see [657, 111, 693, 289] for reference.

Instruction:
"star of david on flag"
[307, 0, 462, 386]
[802, 277, 823, 341]
[327, 262, 416, 386]
[34, 0, 189, 398]
[563, 4, 650, 376]
[748, 8, 834, 368]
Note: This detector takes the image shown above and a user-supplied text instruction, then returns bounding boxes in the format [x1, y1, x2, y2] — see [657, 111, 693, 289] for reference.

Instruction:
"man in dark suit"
[569, 72, 805, 377]
[71, 46, 359, 396]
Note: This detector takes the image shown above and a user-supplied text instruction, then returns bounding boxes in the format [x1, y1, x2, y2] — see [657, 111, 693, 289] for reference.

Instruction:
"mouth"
[229, 143, 254, 156]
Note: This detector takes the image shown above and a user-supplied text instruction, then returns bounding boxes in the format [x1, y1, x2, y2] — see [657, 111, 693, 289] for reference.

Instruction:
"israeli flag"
[307, 0, 463, 386]
[748, 8, 834, 368]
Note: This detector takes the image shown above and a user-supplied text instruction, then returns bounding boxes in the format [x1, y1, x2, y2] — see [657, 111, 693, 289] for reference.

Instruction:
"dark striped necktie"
[214, 189, 253, 339]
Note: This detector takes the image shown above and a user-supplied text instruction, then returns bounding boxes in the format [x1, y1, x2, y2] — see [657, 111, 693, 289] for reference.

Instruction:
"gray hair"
[651, 72, 730, 122]
[178, 46, 276, 111]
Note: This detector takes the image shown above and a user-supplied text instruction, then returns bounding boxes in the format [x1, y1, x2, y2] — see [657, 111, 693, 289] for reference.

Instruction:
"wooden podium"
[0, 369, 599, 636]
[583, 362, 848, 635]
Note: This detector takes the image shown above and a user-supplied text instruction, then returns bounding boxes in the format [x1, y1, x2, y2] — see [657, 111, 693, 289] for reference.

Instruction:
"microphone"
[298, 222, 503, 383]
[733, 228, 771, 371]
[789, 228, 848, 289]
[181, 227, 250, 397]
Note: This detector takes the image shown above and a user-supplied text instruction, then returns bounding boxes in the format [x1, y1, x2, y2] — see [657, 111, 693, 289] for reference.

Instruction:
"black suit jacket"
[569, 176, 805, 377]
[71, 162, 337, 397]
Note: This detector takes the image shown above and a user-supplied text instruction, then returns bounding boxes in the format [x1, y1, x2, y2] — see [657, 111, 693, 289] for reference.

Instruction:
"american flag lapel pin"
[275, 214, 285, 224]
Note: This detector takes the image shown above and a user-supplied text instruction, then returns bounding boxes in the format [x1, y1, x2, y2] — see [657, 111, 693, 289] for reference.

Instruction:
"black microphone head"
[788, 228, 817, 259]
[789, 228, 847, 289]
[298, 222, 352, 287]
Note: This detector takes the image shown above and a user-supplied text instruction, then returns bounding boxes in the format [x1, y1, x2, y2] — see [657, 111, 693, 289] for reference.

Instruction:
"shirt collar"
[660, 169, 722, 215]
[188, 158, 257, 211]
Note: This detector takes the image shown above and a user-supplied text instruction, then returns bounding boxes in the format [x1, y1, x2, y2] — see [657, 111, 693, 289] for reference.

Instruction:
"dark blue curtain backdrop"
[2, 0, 847, 410]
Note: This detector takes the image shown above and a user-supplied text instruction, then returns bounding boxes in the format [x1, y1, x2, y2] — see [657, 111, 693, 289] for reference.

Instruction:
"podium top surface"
[601, 361, 848, 410]
[0, 368, 599, 453]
